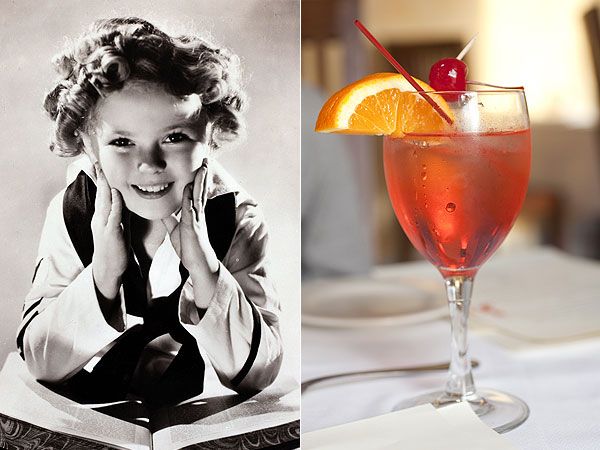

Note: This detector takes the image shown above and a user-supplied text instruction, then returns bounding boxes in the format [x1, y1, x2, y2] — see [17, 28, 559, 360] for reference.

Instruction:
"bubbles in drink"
[408, 139, 430, 149]
[445, 202, 456, 212]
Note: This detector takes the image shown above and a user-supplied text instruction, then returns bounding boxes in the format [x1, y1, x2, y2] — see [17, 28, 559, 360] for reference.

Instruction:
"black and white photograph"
[0, 1, 300, 448]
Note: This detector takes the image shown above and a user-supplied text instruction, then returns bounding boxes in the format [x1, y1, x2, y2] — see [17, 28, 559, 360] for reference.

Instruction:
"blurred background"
[302, 0, 600, 273]
[0, 0, 300, 375]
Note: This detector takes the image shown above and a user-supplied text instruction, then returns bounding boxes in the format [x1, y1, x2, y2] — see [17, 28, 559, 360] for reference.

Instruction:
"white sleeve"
[178, 197, 283, 392]
[17, 191, 126, 383]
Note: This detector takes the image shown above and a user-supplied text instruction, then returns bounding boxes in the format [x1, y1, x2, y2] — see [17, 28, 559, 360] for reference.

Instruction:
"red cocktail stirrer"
[353, 19, 453, 125]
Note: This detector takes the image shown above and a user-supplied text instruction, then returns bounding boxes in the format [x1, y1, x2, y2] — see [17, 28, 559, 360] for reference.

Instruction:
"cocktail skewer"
[456, 34, 478, 60]
[353, 19, 453, 125]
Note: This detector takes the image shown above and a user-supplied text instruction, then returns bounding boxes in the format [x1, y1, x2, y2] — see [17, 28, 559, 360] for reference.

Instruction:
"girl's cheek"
[98, 149, 117, 171]
[188, 143, 209, 170]
[98, 152, 131, 186]
[168, 153, 197, 182]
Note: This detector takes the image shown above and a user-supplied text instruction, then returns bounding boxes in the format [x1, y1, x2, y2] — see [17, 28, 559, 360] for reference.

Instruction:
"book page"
[151, 372, 300, 450]
[0, 353, 150, 450]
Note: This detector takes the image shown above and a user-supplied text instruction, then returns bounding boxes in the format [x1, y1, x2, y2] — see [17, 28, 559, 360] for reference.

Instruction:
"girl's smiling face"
[82, 82, 208, 220]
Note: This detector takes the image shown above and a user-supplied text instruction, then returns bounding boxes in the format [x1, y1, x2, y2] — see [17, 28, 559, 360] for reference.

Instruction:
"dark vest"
[62, 171, 236, 407]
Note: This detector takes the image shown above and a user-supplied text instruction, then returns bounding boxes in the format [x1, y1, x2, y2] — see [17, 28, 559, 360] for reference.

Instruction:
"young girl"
[16, 17, 282, 406]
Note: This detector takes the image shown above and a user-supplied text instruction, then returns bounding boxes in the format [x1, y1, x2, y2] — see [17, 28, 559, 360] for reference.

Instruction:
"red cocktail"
[383, 89, 532, 433]
[384, 129, 531, 278]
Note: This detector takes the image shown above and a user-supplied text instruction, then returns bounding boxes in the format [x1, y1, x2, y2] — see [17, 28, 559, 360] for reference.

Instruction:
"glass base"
[393, 388, 529, 433]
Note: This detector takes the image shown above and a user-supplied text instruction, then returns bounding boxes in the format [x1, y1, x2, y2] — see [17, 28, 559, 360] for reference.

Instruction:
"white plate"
[302, 276, 447, 328]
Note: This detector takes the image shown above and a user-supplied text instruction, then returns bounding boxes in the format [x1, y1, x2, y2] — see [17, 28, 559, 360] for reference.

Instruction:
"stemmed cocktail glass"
[383, 88, 531, 432]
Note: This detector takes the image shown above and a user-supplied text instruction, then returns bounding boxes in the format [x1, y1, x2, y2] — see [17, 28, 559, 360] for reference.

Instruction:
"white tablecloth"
[302, 249, 600, 449]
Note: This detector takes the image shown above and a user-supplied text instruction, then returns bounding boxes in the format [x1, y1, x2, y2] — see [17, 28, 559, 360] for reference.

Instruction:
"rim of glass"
[413, 87, 525, 95]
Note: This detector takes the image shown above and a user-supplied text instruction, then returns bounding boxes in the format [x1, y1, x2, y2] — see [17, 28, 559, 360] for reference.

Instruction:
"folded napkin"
[472, 247, 600, 346]
[301, 403, 519, 450]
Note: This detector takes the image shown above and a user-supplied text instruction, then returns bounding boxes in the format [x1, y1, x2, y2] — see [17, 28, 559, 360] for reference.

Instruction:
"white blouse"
[17, 157, 282, 394]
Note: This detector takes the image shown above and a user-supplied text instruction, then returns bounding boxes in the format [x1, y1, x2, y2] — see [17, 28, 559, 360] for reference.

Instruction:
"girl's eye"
[164, 132, 191, 144]
[108, 137, 134, 147]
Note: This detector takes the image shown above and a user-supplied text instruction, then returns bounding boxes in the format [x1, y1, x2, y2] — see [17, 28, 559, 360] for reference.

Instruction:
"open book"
[0, 353, 299, 449]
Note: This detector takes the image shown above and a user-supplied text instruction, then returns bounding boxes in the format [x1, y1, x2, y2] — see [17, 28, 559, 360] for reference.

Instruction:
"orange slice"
[315, 73, 453, 137]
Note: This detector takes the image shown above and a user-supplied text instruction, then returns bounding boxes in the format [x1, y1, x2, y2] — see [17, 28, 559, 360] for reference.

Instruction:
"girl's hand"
[162, 159, 219, 309]
[91, 163, 128, 301]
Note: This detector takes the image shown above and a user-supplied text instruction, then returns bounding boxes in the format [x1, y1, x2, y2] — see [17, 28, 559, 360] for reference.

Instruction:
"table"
[302, 248, 600, 449]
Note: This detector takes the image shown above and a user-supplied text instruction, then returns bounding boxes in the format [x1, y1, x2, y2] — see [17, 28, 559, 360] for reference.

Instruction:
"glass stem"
[444, 275, 476, 399]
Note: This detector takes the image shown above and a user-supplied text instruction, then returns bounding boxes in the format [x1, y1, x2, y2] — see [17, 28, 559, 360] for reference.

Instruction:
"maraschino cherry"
[428, 35, 477, 101]
[428, 58, 467, 93]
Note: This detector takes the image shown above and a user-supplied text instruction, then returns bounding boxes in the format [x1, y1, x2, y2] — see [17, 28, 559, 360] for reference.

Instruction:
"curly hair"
[44, 17, 246, 156]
